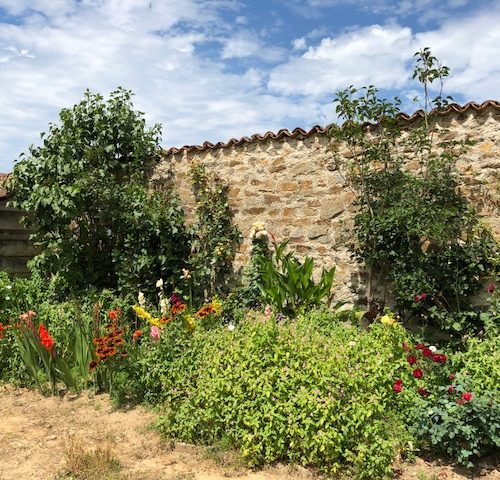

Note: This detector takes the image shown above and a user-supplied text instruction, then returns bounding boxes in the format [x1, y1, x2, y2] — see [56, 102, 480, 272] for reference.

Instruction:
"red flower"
[418, 387, 430, 397]
[487, 283, 496, 294]
[449, 373, 456, 381]
[393, 379, 403, 393]
[448, 385, 455, 394]
[0, 322, 4, 339]
[462, 392, 473, 402]
[38, 324, 55, 354]
[432, 354, 447, 364]
[422, 347, 432, 358]
[132, 329, 143, 340]
[108, 310, 118, 320]
[407, 355, 417, 365]
[420, 292, 427, 300]
[413, 368, 423, 379]
[415, 343, 425, 350]
[414, 294, 421, 302]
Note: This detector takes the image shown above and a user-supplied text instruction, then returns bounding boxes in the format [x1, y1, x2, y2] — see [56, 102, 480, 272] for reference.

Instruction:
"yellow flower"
[185, 315, 196, 332]
[132, 305, 162, 327]
[380, 314, 397, 326]
[211, 297, 223, 315]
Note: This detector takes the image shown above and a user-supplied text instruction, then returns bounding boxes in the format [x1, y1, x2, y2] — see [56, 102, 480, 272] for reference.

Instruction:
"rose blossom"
[407, 355, 417, 365]
[422, 347, 432, 358]
[462, 392, 473, 402]
[413, 368, 423, 379]
[393, 379, 403, 393]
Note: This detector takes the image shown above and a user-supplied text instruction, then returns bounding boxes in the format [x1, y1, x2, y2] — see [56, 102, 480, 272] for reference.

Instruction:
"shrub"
[330, 48, 498, 334]
[409, 377, 500, 467]
[157, 312, 414, 479]
[8, 88, 189, 295]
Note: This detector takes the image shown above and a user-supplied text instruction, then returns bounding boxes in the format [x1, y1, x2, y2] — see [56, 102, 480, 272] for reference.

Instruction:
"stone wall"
[153, 102, 500, 302]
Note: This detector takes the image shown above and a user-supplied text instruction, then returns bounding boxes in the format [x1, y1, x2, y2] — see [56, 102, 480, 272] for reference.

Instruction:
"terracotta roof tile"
[163, 100, 500, 156]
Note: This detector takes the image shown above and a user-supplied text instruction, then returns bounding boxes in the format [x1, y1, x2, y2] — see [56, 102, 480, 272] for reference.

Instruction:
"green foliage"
[330, 49, 498, 333]
[189, 163, 242, 299]
[410, 377, 500, 467]
[157, 314, 413, 479]
[8, 88, 189, 295]
[257, 240, 336, 317]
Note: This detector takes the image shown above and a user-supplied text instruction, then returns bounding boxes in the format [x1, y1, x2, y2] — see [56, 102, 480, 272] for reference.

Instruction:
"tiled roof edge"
[162, 100, 500, 156]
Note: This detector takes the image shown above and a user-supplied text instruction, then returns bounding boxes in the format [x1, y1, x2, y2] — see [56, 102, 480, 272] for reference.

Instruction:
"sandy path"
[0, 384, 498, 480]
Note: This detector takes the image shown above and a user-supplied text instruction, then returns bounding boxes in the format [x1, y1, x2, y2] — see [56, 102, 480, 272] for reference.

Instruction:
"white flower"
[156, 279, 164, 289]
[159, 298, 169, 315]
[6, 285, 12, 290]
[181, 268, 191, 279]
[429, 345, 437, 353]
[138, 291, 146, 307]
[5, 296, 10, 301]
[227, 323, 235, 331]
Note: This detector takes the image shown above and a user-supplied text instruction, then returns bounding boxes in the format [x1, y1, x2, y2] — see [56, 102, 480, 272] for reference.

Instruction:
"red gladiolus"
[462, 392, 473, 402]
[407, 355, 417, 365]
[487, 283, 496, 294]
[393, 379, 403, 393]
[38, 324, 55, 354]
[448, 385, 455, 394]
[418, 387, 430, 397]
[422, 347, 432, 357]
[413, 368, 423, 379]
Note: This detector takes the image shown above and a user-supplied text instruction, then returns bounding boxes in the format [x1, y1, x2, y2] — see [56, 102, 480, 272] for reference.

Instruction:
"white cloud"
[269, 24, 414, 96]
[292, 37, 307, 50]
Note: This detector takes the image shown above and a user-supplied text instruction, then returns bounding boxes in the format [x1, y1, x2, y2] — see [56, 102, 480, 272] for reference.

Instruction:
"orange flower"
[109, 310, 118, 320]
[38, 324, 55, 354]
[160, 316, 173, 325]
[0, 322, 4, 339]
[89, 360, 99, 371]
[195, 304, 216, 319]
[132, 329, 143, 340]
[171, 303, 187, 315]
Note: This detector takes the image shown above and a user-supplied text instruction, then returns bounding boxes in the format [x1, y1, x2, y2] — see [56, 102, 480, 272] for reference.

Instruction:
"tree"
[8, 88, 190, 294]
[330, 49, 498, 333]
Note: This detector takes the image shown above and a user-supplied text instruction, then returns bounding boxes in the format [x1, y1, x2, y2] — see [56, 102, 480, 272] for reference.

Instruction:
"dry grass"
[58, 435, 122, 480]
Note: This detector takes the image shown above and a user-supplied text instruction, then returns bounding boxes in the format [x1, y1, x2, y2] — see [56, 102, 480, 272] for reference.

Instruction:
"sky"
[1, 0, 500, 171]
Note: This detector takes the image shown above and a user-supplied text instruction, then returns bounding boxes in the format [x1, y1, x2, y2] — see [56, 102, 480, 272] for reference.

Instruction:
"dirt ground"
[0, 384, 498, 480]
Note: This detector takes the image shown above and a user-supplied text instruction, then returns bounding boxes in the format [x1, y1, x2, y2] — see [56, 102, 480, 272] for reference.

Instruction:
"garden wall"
[153, 101, 500, 301]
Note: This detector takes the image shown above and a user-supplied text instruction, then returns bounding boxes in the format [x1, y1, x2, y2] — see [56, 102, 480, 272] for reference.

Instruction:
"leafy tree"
[330, 49, 498, 333]
[8, 88, 190, 295]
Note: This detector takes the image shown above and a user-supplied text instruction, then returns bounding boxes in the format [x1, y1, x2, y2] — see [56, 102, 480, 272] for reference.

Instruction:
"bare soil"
[0, 384, 498, 480]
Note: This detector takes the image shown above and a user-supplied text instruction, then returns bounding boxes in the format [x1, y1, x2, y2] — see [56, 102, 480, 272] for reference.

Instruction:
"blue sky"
[0, 0, 499, 171]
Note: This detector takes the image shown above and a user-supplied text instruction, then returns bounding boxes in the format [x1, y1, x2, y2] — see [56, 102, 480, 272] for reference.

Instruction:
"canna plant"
[257, 240, 336, 317]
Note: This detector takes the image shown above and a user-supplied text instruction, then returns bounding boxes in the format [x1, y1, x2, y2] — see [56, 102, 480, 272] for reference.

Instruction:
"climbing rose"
[407, 355, 417, 365]
[413, 368, 423, 379]
[422, 347, 432, 358]
[462, 392, 473, 402]
[393, 380, 403, 393]
[448, 385, 455, 394]
[418, 387, 430, 397]
[415, 343, 425, 350]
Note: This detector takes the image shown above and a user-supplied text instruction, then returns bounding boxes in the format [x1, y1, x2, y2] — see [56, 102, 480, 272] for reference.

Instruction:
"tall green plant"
[258, 240, 336, 317]
[189, 163, 241, 299]
[8, 88, 189, 295]
[330, 48, 498, 333]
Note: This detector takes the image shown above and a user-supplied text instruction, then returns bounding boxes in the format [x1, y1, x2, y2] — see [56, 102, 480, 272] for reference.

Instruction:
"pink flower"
[264, 304, 272, 317]
[150, 325, 161, 342]
[462, 392, 473, 402]
[414, 294, 421, 302]
[487, 283, 496, 294]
